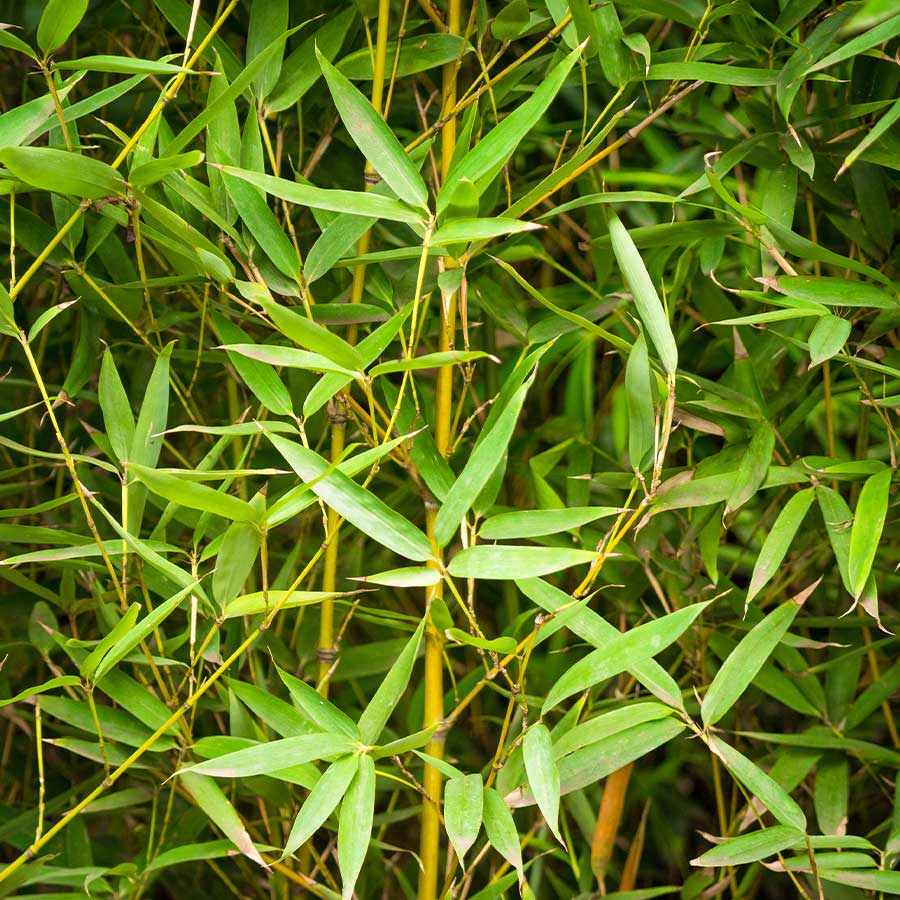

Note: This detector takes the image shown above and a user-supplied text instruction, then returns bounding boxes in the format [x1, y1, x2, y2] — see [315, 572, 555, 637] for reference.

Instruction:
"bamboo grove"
[1, 1, 900, 898]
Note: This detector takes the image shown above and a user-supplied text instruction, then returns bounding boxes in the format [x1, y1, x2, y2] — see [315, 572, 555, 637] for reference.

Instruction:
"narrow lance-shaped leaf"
[246, 0, 288, 99]
[439, 44, 583, 214]
[317, 47, 428, 210]
[817, 485, 854, 595]
[93, 582, 196, 680]
[179, 734, 357, 778]
[128, 462, 259, 523]
[0, 147, 125, 199]
[338, 754, 376, 900]
[99, 348, 135, 463]
[37, 0, 88, 54]
[746, 488, 815, 607]
[212, 519, 261, 612]
[809, 315, 851, 367]
[608, 210, 678, 376]
[81, 603, 141, 681]
[625, 330, 655, 471]
[543, 602, 710, 713]
[711, 736, 807, 832]
[275, 663, 360, 739]
[523, 724, 563, 844]
[357, 617, 426, 743]
[444, 774, 483, 864]
[449, 546, 598, 580]
[482, 786, 524, 883]
[848, 469, 891, 600]
[518, 577, 684, 710]
[211, 313, 293, 416]
[281, 755, 358, 859]
[702, 581, 817, 728]
[219, 165, 426, 225]
[223, 171, 301, 281]
[268, 434, 433, 562]
[434, 377, 532, 547]
[241, 281, 363, 371]
[726, 422, 775, 515]
[692, 826, 805, 867]
[479, 506, 619, 540]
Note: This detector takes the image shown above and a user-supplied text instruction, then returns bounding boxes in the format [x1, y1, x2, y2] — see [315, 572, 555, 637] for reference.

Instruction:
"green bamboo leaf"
[180, 772, 267, 867]
[165, 27, 299, 155]
[625, 331, 655, 471]
[368, 349, 494, 377]
[281, 755, 358, 859]
[552, 703, 675, 759]
[809, 316, 850, 366]
[692, 826, 805, 867]
[99, 348, 135, 463]
[434, 378, 532, 548]
[815, 753, 849, 835]
[482, 786, 523, 883]
[275, 664, 360, 739]
[0, 82, 75, 147]
[702, 586, 814, 728]
[816, 485, 854, 594]
[0, 676, 82, 707]
[0, 146, 126, 199]
[516, 577, 684, 710]
[55, 55, 190, 75]
[848, 469, 891, 599]
[265, 7, 356, 113]
[762, 275, 898, 309]
[479, 507, 619, 540]
[37, 0, 88, 54]
[746, 488, 815, 606]
[445, 774, 483, 864]
[241, 281, 364, 371]
[93, 582, 196, 680]
[219, 343, 357, 377]
[41, 694, 175, 750]
[180, 734, 357, 778]
[711, 736, 807, 832]
[523, 724, 562, 843]
[444, 628, 517, 655]
[223, 589, 344, 619]
[0, 25, 37, 59]
[129, 150, 204, 187]
[543, 602, 710, 713]
[317, 48, 428, 210]
[431, 218, 540, 244]
[222, 171, 300, 280]
[26, 298, 76, 344]
[338, 33, 469, 79]
[438, 44, 583, 214]
[352, 566, 441, 588]
[128, 462, 259, 523]
[81, 603, 141, 681]
[246, 0, 288, 99]
[130, 343, 172, 470]
[726, 423, 775, 516]
[356, 617, 426, 743]
[0, 283, 16, 338]
[212, 520, 261, 613]
[338, 754, 376, 900]
[608, 210, 678, 376]
[448, 546, 599, 580]
[268, 434, 433, 562]
[211, 314, 293, 416]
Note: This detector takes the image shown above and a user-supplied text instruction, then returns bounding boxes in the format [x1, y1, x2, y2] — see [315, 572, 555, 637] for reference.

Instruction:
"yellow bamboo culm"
[418, 1, 461, 898]
[317, 0, 392, 694]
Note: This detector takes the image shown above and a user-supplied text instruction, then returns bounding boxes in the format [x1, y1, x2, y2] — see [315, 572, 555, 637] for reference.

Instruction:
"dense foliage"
[1, 1, 899, 898]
